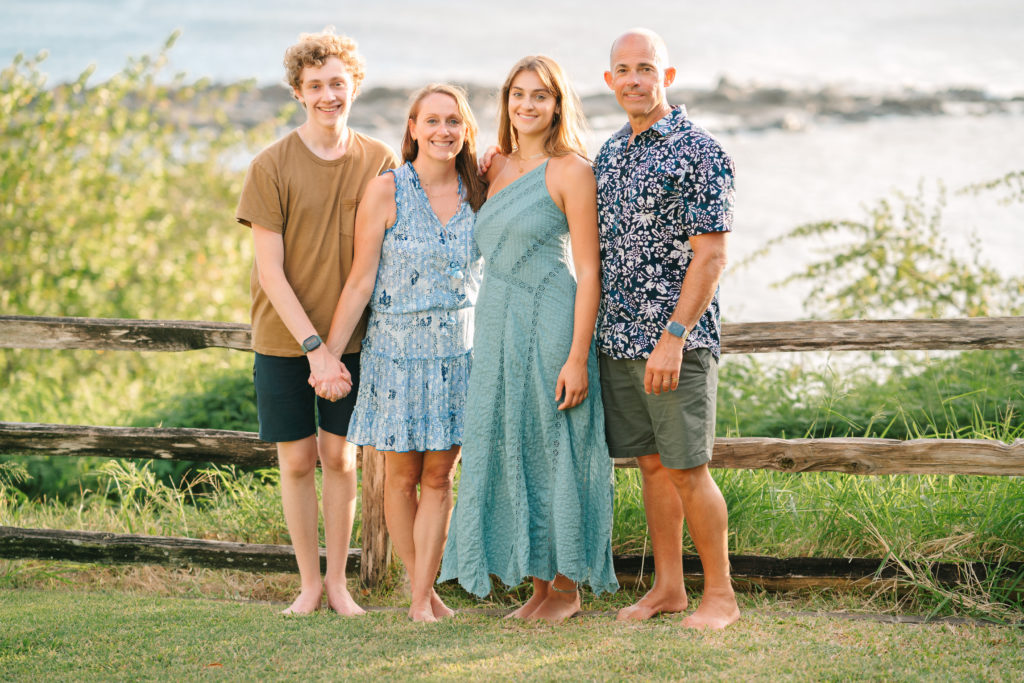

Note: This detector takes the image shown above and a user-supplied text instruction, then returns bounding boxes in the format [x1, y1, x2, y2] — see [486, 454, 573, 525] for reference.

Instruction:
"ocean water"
[3, 0, 1022, 321]
[4, 0, 1023, 93]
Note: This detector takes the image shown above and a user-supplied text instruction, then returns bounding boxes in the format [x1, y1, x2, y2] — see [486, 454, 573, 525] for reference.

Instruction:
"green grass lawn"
[2, 588, 1021, 681]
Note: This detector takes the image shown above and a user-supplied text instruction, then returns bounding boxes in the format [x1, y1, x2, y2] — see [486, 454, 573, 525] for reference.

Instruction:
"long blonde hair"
[401, 83, 487, 212]
[497, 55, 589, 159]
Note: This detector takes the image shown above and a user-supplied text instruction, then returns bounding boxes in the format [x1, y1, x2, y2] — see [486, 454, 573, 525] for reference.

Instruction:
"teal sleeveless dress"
[439, 161, 618, 597]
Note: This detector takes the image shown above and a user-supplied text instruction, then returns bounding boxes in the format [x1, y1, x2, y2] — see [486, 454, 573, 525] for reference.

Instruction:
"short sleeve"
[235, 158, 284, 232]
[681, 140, 735, 237]
[383, 146, 401, 173]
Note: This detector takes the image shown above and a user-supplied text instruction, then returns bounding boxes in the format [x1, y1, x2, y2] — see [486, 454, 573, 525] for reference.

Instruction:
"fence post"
[359, 445, 391, 587]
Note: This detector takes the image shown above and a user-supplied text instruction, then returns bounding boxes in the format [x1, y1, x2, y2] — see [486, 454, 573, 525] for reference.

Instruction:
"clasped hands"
[307, 352, 353, 402]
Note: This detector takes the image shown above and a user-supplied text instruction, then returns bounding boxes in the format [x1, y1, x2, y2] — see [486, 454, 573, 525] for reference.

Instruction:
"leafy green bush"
[0, 34, 287, 322]
[742, 184, 1024, 320]
[0, 36, 288, 498]
[132, 368, 257, 432]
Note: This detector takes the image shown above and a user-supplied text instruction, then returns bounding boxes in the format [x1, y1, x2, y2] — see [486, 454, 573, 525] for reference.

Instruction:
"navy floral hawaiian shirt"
[595, 105, 735, 360]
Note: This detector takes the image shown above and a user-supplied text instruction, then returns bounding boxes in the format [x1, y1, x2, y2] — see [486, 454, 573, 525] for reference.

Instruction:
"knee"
[387, 468, 421, 500]
[420, 466, 456, 493]
[635, 453, 667, 479]
[320, 446, 357, 474]
[278, 450, 317, 479]
[668, 464, 710, 496]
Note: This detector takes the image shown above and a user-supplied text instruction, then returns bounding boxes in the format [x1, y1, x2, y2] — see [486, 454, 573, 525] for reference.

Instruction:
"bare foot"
[616, 587, 688, 622]
[409, 598, 438, 623]
[325, 583, 366, 617]
[505, 588, 549, 620]
[527, 589, 581, 624]
[281, 586, 323, 615]
[430, 589, 455, 619]
[681, 588, 740, 630]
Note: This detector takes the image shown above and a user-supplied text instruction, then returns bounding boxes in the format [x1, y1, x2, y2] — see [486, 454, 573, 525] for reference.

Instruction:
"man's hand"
[555, 359, 589, 411]
[478, 145, 500, 176]
[644, 335, 684, 395]
[307, 347, 352, 401]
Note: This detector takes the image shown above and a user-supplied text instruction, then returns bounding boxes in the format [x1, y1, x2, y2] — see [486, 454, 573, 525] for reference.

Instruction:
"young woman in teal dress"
[439, 56, 617, 623]
[319, 84, 486, 622]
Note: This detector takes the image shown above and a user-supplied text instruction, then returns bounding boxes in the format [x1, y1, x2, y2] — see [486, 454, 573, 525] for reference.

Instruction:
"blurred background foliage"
[0, 35, 288, 496]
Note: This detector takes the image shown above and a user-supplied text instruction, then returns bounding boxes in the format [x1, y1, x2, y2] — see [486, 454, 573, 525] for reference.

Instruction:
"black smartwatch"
[301, 334, 323, 353]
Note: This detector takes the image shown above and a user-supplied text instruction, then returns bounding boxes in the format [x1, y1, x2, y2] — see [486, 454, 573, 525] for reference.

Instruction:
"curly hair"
[283, 27, 366, 96]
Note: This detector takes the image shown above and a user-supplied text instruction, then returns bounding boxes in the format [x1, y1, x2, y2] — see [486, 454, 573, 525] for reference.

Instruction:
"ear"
[604, 71, 614, 89]
[663, 67, 677, 88]
[292, 86, 304, 105]
[407, 116, 417, 141]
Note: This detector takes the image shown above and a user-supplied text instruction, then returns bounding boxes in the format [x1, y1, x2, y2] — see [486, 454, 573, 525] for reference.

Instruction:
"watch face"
[667, 321, 687, 338]
[302, 335, 322, 352]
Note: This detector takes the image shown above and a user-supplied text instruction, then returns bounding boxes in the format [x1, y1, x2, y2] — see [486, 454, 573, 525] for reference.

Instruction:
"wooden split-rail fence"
[1, 314, 1023, 590]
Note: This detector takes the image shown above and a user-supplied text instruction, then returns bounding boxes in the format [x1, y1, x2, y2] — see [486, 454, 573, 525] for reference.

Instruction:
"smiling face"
[407, 92, 466, 162]
[293, 56, 354, 129]
[507, 68, 558, 141]
[605, 32, 676, 129]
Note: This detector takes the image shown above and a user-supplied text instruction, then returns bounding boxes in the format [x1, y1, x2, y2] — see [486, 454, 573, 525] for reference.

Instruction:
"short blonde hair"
[283, 27, 366, 96]
[497, 55, 589, 160]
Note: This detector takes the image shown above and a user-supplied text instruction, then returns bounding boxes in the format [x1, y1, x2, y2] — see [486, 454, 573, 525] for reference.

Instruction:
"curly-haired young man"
[236, 28, 399, 615]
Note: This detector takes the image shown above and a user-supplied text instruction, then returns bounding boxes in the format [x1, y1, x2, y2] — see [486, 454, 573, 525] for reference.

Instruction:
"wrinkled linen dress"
[347, 161, 481, 452]
[439, 161, 618, 596]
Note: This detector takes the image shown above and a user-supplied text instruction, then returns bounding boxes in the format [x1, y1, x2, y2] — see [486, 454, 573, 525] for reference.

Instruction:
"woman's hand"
[555, 358, 588, 411]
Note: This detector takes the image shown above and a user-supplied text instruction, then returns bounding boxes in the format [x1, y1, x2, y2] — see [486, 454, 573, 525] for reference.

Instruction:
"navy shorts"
[252, 352, 361, 443]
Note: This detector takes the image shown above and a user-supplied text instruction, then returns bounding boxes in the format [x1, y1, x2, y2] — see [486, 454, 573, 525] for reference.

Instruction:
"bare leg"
[412, 447, 460, 621]
[528, 574, 581, 624]
[277, 437, 323, 615]
[319, 431, 365, 616]
[617, 453, 690, 621]
[505, 577, 551, 620]
[666, 464, 739, 630]
[384, 451, 429, 620]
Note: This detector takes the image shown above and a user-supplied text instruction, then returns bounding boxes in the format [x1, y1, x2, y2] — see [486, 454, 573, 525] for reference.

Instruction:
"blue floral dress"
[347, 162, 481, 452]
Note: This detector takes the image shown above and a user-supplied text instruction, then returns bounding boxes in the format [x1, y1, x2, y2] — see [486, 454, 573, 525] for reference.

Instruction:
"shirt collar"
[651, 105, 687, 136]
[612, 105, 688, 142]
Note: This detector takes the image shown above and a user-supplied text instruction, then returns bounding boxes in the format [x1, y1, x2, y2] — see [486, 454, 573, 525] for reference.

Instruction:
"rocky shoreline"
[213, 78, 1024, 137]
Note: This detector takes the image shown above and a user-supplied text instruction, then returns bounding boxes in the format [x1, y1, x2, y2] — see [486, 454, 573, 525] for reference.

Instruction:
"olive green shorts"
[598, 348, 718, 470]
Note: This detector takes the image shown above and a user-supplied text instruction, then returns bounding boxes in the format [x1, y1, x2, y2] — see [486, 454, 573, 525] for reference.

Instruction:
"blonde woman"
[319, 84, 485, 622]
[439, 56, 617, 623]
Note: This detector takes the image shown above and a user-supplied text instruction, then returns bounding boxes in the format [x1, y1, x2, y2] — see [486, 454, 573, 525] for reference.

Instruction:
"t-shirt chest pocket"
[340, 198, 359, 237]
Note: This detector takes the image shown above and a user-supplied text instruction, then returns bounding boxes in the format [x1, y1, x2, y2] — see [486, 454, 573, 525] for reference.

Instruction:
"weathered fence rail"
[2, 314, 1023, 589]
[3, 314, 1023, 354]
[3, 423, 1023, 477]
[0, 525, 360, 574]
[5, 525, 1019, 593]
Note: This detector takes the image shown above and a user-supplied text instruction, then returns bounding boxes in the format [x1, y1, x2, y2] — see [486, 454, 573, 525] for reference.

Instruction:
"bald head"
[609, 28, 669, 69]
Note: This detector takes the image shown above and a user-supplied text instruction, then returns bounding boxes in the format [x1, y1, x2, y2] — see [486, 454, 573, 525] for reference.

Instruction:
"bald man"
[595, 28, 740, 629]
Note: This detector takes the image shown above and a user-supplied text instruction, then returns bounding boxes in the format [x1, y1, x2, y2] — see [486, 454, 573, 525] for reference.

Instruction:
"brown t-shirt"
[236, 129, 400, 356]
